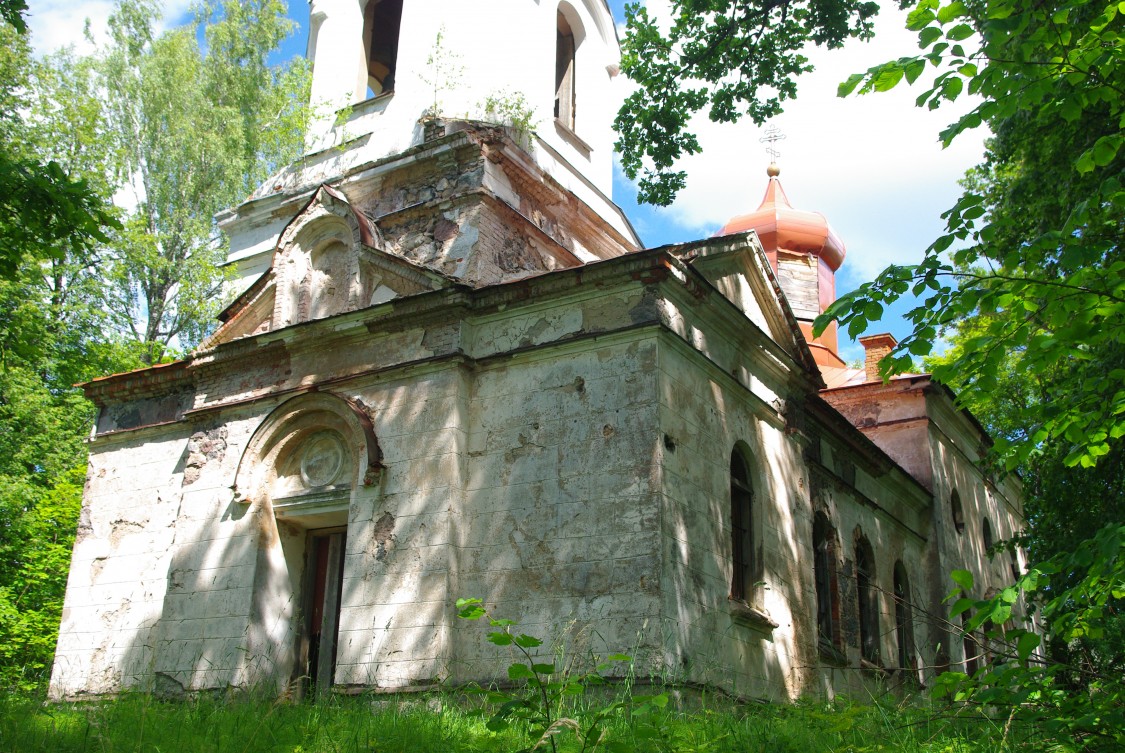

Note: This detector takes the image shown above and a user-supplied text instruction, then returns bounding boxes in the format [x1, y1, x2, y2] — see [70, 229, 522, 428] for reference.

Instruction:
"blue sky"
[26, 0, 987, 365]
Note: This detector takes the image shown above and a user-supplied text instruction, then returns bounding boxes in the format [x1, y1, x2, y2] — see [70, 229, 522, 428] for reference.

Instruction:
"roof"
[716, 165, 846, 271]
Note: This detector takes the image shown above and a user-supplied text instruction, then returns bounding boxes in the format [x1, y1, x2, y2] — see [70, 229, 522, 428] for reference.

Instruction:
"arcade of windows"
[729, 446, 918, 672]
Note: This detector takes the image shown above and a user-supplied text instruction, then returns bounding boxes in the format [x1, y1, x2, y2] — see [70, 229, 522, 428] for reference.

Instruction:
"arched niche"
[231, 391, 383, 695]
[234, 392, 384, 527]
[272, 185, 387, 330]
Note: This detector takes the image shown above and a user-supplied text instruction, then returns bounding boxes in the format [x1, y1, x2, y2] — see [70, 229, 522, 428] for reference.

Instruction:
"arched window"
[555, 8, 577, 129]
[813, 513, 842, 658]
[982, 517, 994, 552]
[855, 536, 880, 665]
[729, 448, 754, 603]
[365, 0, 403, 95]
[893, 562, 915, 671]
[951, 489, 965, 534]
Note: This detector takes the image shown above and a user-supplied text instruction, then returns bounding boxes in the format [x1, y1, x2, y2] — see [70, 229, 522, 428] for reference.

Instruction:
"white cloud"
[633, 3, 988, 280]
[25, 0, 196, 56]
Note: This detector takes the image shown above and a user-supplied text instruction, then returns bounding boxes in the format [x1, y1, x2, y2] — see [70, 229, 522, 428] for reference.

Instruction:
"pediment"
[205, 185, 450, 348]
[675, 233, 820, 377]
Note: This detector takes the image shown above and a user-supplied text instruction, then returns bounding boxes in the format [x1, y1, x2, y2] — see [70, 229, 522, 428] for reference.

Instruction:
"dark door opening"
[302, 530, 346, 696]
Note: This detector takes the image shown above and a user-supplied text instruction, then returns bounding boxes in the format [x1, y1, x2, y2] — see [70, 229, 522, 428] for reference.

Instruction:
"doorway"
[301, 529, 346, 696]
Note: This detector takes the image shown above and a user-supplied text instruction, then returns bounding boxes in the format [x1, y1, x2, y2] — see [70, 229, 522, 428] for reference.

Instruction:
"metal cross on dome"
[759, 124, 786, 162]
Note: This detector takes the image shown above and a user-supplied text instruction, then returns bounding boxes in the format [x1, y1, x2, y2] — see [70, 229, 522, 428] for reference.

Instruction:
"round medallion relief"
[299, 431, 346, 488]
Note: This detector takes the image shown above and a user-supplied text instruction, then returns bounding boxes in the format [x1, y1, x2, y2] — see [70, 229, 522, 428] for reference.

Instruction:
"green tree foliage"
[96, 0, 310, 362]
[0, 19, 118, 281]
[818, 0, 1124, 471]
[615, 0, 879, 205]
[810, 0, 1125, 742]
[936, 528, 1125, 751]
[0, 0, 309, 689]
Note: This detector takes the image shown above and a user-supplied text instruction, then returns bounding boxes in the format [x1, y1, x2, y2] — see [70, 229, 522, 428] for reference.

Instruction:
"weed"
[455, 597, 668, 753]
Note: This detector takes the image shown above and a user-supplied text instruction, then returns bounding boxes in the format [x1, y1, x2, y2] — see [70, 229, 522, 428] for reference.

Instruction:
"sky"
[24, 0, 988, 365]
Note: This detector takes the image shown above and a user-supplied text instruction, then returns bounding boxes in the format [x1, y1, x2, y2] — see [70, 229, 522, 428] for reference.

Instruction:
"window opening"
[951, 490, 965, 534]
[962, 612, 980, 675]
[729, 449, 754, 603]
[893, 562, 915, 671]
[366, 0, 402, 94]
[813, 513, 842, 658]
[856, 537, 880, 665]
[554, 10, 576, 129]
[982, 517, 994, 552]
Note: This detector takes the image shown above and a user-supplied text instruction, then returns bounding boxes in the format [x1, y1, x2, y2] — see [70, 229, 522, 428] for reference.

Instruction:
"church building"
[49, 0, 1026, 701]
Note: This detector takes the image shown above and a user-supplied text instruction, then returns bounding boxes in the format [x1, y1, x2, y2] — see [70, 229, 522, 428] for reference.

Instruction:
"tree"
[816, 0, 1123, 744]
[95, 0, 310, 362]
[820, 0, 1124, 471]
[0, 18, 118, 281]
[0, 0, 310, 689]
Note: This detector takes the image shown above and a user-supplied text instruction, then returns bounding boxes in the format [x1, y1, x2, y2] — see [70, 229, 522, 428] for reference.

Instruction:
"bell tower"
[219, 0, 638, 297]
[716, 163, 848, 369]
[303, 0, 623, 198]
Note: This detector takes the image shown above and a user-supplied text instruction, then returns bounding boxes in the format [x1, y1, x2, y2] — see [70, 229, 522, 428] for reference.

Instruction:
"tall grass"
[0, 689, 1040, 753]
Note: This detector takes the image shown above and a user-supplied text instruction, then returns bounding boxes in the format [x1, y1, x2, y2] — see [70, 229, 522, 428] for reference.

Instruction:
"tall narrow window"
[555, 10, 576, 129]
[365, 0, 403, 94]
[951, 489, 965, 534]
[856, 537, 880, 665]
[982, 517, 994, 552]
[813, 513, 841, 657]
[729, 449, 754, 602]
[893, 561, 915, 671]
[962, 613, 980, 675]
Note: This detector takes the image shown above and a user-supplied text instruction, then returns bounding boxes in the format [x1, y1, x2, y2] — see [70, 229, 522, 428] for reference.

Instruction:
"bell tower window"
[365, 0, 403, 95]
[554, 9, 576, 130]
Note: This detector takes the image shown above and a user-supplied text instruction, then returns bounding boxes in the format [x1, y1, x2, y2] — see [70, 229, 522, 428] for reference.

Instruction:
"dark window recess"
[302, 530, 346, 697]
[813, 513, 843, 661]
[856, 537, 880, 665]
[554, 11, 576, 129]
[730, 450, 754, 603]
[366, 0, 402, 94]
[893, 562, 915, 671]
[982, 518, 994, 552]
[951, 490, 965, 534]
[962, 612, 980, 676]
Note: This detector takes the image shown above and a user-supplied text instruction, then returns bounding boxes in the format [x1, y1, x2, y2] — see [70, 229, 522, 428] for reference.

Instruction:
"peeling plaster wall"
[50, 426, 193, 696]
[51, 243, 1026, 702]
[450, 335, 664, 683]
[655, 337, 809, 699]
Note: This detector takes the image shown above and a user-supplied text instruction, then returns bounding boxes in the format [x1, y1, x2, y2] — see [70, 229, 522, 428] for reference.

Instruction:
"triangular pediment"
[204, 185, 451, 349]
[673, 233, 821, 378]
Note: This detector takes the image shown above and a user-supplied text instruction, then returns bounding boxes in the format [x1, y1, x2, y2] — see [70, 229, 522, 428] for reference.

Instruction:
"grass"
[0, 687, 1045, 753]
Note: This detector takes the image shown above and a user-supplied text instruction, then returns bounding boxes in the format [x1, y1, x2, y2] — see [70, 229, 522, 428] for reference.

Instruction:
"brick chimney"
[858, 333, 898, 383]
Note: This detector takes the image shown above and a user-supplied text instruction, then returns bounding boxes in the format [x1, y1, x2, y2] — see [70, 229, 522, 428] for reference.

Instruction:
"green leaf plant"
[455, 598, 669, 753]
[815, 0, 1125, 472]
[934, 525, 1125, 751]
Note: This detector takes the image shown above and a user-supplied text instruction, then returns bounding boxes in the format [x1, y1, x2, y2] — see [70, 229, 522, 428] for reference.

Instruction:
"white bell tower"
[303, 0, 623, 200]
